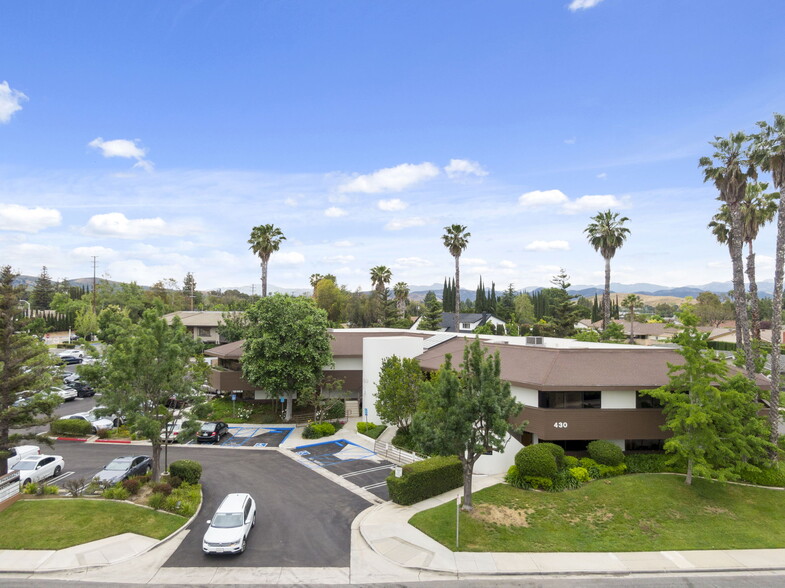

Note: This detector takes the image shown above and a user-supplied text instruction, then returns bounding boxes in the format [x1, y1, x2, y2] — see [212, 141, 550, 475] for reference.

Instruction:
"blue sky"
[2, 0, 785, 293]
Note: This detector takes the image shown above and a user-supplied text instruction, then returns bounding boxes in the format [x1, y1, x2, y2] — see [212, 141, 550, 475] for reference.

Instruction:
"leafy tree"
[621, 293, 643, 344]
[297, 376, 347, 424]
[314, 278, 349, 324]
[0, 266, 60, 475]
[216, 311, 250, 343]
[513, 293, 535, 324]
[751, 113, 785, 448]
[412, 338, 523, 511]
[442, 224, 471, 334]
[242, 294, 333, 421]
[50, 291, 88, 316]
[547, 270, 580, 337]
[309, 274, 324, 298]
[646, 309, 772, 485]
[418, 291, 442, 331]
[97, 305, 131, 344]
[248, 224, 286, 297]
[375, 355, 424, 433]
[30, 266, 56, 310]
[80, 309, 208, 480]
[700, 133, 756, 377]
[692, 291, 733, 327]
[584, 210, 630, 329]
[600, 321, 625, 342]
[74, 306, 98, 339]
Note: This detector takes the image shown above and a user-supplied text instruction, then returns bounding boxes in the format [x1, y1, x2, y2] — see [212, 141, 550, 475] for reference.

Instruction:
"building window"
[625, 439, 664, 452]
[636, 392, 663, 409]
[197, 327, 211, 337]
[538, 391, 601, 409]
[460, 322, 472, 330]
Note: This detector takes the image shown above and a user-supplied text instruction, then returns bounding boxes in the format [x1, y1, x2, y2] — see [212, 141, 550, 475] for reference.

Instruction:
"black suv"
[197, 421, 229, 444]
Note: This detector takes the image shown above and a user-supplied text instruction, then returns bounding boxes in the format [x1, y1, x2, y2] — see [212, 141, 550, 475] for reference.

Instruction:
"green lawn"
[409, 474, 785, 552]
[0, 499, 186, 550]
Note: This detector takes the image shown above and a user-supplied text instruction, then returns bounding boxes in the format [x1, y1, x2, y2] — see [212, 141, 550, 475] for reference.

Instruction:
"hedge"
[587, 440, 625, 466]
[515, 444, 557, 479]
[537, 442, 566, 469]
[169, 459, 202, 484]
[386, 456, 463, 505]
[50, 418, 93, 437]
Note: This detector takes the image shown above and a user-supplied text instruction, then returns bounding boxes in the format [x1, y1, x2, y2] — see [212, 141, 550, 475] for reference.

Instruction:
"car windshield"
[212, 512, 243, 528]
[200, 424, 215, 432]
[106, 459, 131, 471]
[14, 460, 37, 470]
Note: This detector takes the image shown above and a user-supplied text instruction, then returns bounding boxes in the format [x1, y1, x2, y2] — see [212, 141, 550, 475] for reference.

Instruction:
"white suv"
[202, 493, 256, 554]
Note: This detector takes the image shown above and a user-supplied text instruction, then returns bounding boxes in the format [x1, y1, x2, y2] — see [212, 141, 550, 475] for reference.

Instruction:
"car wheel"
[91, 426, 97, 434]
[23, 478, 31, 486]
[252, 513, 256, 528]
[53, 465, 61, 477]
[113, 418, 121, 428]
[241, 537, 247, 553]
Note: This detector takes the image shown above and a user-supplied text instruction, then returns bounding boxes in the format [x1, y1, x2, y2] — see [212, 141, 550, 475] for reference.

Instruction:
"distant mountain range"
[14, 275, 769, 302]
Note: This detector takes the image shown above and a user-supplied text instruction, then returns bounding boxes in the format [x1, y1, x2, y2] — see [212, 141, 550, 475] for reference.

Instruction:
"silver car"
[202, 493, 256, 554]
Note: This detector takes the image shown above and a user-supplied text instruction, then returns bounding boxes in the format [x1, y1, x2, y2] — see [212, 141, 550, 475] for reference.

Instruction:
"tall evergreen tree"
[548, 270, 580, 337]
[418, 291, 443, 331]
[30, 266, 55, 310]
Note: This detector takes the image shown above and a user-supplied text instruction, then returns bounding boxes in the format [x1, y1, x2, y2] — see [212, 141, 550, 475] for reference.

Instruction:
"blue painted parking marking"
[293, 439, 376, 468]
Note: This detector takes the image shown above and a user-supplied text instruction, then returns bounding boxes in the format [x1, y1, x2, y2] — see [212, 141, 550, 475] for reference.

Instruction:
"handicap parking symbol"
[254, 443, 268, 447]
[296, 450, 310, 456]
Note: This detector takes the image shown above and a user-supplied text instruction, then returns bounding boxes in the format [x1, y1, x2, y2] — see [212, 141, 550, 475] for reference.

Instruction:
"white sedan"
[6, 445, 40, 470]
[51, 386, 78, 402]
[13, 454, 65, 487]
[61, 410, 115, 433]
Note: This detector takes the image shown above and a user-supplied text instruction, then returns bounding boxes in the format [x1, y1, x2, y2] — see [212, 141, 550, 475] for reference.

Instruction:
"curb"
[55, 437, 87, 442]
[95, 439, 132, 444]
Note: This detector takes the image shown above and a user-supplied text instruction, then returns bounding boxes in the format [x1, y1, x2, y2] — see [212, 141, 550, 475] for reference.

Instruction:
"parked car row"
[12, 454, 65, 487]
[94, 455, 152, 484]
[60, 408, 121, 433]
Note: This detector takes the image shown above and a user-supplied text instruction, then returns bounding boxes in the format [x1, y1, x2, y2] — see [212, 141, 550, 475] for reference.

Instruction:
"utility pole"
[91, 256, 97, 314]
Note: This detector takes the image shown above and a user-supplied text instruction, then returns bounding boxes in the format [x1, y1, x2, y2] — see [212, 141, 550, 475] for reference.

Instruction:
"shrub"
[392, 429, 418, 452]
[22, 482, 38, 494]
[505, 467, 554, 490]
[122, 477, 141, 495]
[569, 466, 591, 483]
[164, 475, 183, 489]
[515, 444, 557, 479]
[50, 418, 93, 437]
[324, 400, 345, 420]
[161, 482, 201, 517]
[191, 402, 212, 420]
[552, 469, 583, 491]
[587, 440, 625, 466]
[42, 484, 59, 495]
[537, 443, 565, 469]
[595, 463, 627, 478]
[148, 492, 167, 510]
[303, 422, 336, 439]
[63, 477, 86, 497]
[625, 453, 685, 474]
[151, 482, 173, 496]
[364, 425, 387, 440]
[386, 456, 463, 506]
[96, 428, 110, 439]
[522, 476, 553, 490]
[357, 421, 375, 433]
[102, 485, 130, 501]
[505, 465, 523, 487]
[739, 465, 785, 487]
[169, 460, 202, 484]
[564, 455, 579, 468]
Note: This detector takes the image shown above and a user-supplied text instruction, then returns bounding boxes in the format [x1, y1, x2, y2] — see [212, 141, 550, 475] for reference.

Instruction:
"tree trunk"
[461, 455, 474, 512]
[628, 307, 635, 344]
[151, 441, 162, 482]
[454, 255, 460, 332]
[728, 202, 754, 377]
[685, 458, 693, 486]
[747, 245, 761, 346]
[261, 260, 268, 298]
[769, 172, 785, 452]
[603, 256, 611, 330]
[286, 393, 293, 422]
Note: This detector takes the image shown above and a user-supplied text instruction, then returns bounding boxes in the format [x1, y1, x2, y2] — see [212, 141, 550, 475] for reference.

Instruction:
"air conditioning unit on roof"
[526, 336, 544, 346]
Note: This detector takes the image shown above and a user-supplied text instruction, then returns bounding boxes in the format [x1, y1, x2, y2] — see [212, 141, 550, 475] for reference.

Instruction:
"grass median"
[0, 499, 186, 550]
[410, 474, 785, 552]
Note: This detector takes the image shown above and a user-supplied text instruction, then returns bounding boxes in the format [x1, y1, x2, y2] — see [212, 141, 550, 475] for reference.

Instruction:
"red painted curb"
[95, 439, 132, 444]
[56, 437, 87, 442]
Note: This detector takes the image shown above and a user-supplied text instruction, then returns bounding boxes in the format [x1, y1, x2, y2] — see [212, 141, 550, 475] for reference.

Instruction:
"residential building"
[410, 312, 505, 333]
[163, 311, 242, 345]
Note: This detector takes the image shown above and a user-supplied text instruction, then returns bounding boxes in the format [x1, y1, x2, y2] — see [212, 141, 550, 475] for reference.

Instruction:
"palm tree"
[621, 294, 643, 344]
[584, 210, 630, 331]
[248, 224, 286, 297]
[393, 281, 410, 316]
[442, 224, 471, 332]
[700, 132, 757, 377]
[369, 266, 392, 294]
[752, 113, 785, 449]
[309, 274, 324, 298]
[708, 182, 778, 344]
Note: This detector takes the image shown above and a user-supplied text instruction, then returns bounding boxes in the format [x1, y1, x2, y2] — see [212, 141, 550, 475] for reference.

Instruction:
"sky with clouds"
[2, 1, 785, 293]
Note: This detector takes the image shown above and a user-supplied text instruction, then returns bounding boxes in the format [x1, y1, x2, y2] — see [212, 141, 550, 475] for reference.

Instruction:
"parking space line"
[363, 481, 389, 491]
[340, 464, 393, 478]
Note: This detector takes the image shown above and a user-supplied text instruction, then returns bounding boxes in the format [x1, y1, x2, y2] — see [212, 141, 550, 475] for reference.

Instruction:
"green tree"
[30, 266, 56, 310]
[547, 270, 580, 337]
[513, 293, 535, 324]
[216, 311, 250, 343]
[315, 278, 349, 324]
[693, 291, 733, 327]
[241, 294, 333, 421]
[646, 308, 772, 485]
[369, 266, 392, 294]
[182, 272, 200, 311]
[248, 224, 286, 297]
[375, 355, 424, 433]
[418, 291, 442, 331]
[751, 113, 785, 448]
[97, 305, 131, 344]
[621, 293, 643, 344]
[584, 210, 630, 330]
[700, 133, 756, 377]
[442, 224, 471, 334]
[393, 282, 410, 317]
[496, 284, 516, 322]
[412, 338, 523, 511]
[600, 321, 625, 342]
[0, 266, 60, 475]
[309, 274, 324, 298]
[74, 306, 98, 339]
[80, 309, 208, 480]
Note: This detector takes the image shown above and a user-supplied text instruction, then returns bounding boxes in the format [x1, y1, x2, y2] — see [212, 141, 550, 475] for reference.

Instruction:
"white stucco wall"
[362, 336, 425, 423]
[601, 390, 636, 409]
[474, 432, 525, 475]
[511, 385, 538, 408]
[333, 357, 362, 371]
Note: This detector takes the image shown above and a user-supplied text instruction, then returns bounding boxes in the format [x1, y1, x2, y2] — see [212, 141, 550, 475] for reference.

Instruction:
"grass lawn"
[409, 474, 785, 552]
[0, 499, 186, 550]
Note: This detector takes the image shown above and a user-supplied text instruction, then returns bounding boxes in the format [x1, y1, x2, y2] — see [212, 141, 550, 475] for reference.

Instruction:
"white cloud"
[323, 255, 355, 264]
[499, 260, 517, 268]
[463, 257, 488, 265]
[274, 251, 305, 265]
[444, 158, 488, 178]
[394, 257, 433, 268]
[377, 198, 408, 211]
[568, 0, 605, 11]
[518, 189, 569, 209]
[564, 137, 577, 145]
[324, 206, 347, 217]
[0, 81, 28, 123]
[333, 240, 354, 247]
[71, 246, 117, 259]
[525, 240, 571, 251]
[384, 217, 426, 231]
[563, 194, 624, 214]
[88, 137, 154, 171]
[83, 212, 168, 239]
[0, 204, 61, 232]
[339, 162, 439, 194]
[596, 172, 608, 179]
[284, 197, 298, 207]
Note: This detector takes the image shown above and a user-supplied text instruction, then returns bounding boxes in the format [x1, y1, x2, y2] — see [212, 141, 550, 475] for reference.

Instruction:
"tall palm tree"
[700, 132, 756, 377]
[393, 281, 410, 316]
[442, 224, 470, 332]
[621, 293, 643, 345]
[369, 266, 392, 294]
[584, 210, 630, 331]
[708, 182, 778, 344]
[752, 113, 785, 449]
[248, 224, 286, 297]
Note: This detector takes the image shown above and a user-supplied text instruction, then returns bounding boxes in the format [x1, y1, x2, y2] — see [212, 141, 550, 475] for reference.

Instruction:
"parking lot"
[191, 425, 293, 448]
[293, 439, 394, 500]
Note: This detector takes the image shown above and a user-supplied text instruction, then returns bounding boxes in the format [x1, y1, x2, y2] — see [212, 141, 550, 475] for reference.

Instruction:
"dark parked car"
[197, 421, 229, 444]
[58, 354, 83, 365]
[71, 381, 95, 398]
[94, 455, 152, 484]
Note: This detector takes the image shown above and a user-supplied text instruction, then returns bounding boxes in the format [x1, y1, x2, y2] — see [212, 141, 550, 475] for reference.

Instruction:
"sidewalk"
[355, 474, 785, 580]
